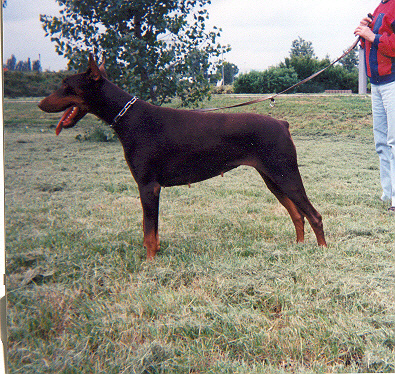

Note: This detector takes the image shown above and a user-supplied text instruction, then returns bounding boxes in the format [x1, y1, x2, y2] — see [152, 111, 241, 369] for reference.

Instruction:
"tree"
[41, 0, 229, 106]
[340, 48, 358, 72]
[15, 60, 32, 71]
[32, 60, 42, 72]
[282, 55, 319, 80]
[233, 67, 298, 94]
[283, 38, 318, 87]
[5, 56, 42, 72]
[214, 62, 239, 85]
[6, 55, 17, 71]
[234, 37, 358, 94]
[290, 36, 315, 58]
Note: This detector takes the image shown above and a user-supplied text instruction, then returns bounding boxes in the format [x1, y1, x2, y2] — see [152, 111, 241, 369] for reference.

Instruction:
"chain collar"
[110, 97, 138, 128]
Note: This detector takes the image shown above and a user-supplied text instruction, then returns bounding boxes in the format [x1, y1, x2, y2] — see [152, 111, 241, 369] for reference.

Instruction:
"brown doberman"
[38, 54, 327, 260]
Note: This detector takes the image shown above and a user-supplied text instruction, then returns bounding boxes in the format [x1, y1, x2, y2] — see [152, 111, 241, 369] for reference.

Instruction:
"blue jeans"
[371, 81, 395, 206]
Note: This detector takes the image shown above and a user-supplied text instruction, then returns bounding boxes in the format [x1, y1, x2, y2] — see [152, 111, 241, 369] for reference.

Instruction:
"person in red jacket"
[355, 0, 395, 212]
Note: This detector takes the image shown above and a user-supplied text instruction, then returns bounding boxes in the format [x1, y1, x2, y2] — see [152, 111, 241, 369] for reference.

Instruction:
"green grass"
[4, 95, 395, 373]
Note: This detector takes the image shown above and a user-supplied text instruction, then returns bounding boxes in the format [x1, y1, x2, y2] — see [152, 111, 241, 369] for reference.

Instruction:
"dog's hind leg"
[276, 178, 326, 247]
[292, 196, 326, 247]
[259, 172, 305, 243]
[256, 163, 326, 247]
[138, 182, 161, 260]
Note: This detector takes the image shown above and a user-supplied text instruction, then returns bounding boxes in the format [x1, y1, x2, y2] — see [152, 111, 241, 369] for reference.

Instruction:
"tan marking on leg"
[144, 228, 160, 260]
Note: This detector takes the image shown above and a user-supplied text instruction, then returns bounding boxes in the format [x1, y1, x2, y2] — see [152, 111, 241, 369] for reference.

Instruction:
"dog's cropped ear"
[99, 55, 108, 78]
[88, 53, 102, 81]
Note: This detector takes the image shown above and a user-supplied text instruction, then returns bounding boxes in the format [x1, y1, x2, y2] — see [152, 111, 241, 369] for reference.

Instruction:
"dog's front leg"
[139, 182, 161, 260]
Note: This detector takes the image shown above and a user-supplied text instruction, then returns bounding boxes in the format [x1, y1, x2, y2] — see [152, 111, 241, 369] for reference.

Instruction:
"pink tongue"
[55, 122, 63, 136]
[55, 107, 75, 135]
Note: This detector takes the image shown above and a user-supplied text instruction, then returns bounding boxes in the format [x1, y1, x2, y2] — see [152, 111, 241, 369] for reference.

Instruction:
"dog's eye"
[63, 85, 76, 95]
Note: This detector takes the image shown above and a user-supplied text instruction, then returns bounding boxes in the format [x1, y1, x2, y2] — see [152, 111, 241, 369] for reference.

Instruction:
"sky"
[2, 0, 378, 73]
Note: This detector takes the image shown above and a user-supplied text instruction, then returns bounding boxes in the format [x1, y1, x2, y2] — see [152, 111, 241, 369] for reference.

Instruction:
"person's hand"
[354, 25, 375, 43]
[359, 16, 373, 26]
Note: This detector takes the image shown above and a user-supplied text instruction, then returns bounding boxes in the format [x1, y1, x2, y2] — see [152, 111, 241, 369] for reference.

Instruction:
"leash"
[197, 37, 361, 112]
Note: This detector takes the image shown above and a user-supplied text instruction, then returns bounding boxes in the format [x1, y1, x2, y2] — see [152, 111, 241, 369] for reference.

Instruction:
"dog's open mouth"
[56, 106, 87, 135]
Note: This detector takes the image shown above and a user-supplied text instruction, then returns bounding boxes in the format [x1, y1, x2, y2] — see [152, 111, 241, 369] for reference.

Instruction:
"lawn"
[4, 94, 395, 373]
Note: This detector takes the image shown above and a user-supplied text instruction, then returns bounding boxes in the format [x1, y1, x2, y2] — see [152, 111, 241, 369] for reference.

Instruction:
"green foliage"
[340, 48, 359, 73]
[40, 0, 229, 107]
[75, 127, 117, 143]
[289, 36, 316, 58]
[5, 55, 42, 72]
[234, 38, 358, 94]
[4, 70, 74, 98]
[281, 56, 358, 93]
[213, 61, 239, 85]
[234, 66, 298, 94]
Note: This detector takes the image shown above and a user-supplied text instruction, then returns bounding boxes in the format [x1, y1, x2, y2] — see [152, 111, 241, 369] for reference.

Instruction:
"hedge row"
[234, 57, 359, 94]
[4, 71, 74, 98]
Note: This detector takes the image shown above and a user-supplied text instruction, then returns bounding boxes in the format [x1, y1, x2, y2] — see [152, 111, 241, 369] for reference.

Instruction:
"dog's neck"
[88, 78, 137, 127]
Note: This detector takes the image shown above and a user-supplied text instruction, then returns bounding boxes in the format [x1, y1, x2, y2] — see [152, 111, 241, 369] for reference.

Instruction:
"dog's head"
[38, 54, 106, 135]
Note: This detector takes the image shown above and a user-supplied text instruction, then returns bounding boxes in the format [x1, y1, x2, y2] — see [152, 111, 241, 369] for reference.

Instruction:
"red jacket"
[363, 0, 395, 84]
